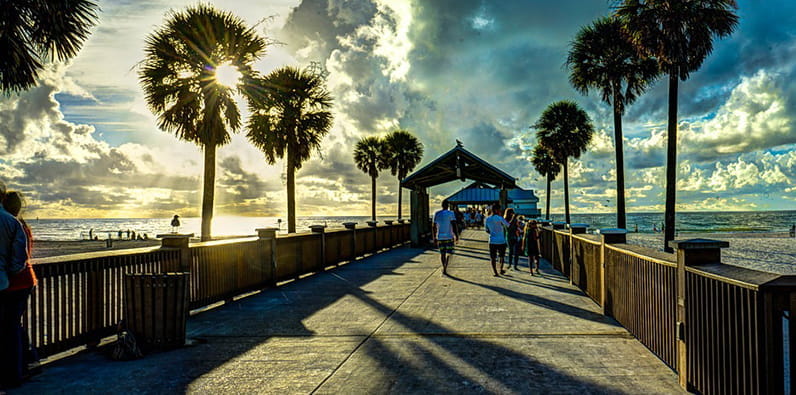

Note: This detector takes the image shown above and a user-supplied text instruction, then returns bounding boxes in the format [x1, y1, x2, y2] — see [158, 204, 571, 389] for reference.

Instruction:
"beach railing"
[569, 233, 602, 303]
[604, 241, 678, 370]
[25, 247, 180, 358]
[539, 226, 796, 394]
[26, 222, 411, 360]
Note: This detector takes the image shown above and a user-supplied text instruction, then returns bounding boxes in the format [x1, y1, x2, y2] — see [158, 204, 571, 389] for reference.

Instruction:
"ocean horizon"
[24, 210, 796, 241]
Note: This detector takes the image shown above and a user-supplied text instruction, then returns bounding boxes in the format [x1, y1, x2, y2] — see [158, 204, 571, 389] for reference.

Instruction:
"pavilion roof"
[400, 144, 517, 190]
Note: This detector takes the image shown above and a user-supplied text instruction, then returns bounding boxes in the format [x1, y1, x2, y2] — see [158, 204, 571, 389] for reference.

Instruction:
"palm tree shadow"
[445, 274, 616, 325]
[346, 291, 617, 393]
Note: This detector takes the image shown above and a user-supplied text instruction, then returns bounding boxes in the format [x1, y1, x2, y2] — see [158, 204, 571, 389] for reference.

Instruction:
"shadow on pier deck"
[14, 229, 682, 394]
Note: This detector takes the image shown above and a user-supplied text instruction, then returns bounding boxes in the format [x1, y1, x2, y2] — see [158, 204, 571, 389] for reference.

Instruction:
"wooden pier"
[17, 229, 686, 393]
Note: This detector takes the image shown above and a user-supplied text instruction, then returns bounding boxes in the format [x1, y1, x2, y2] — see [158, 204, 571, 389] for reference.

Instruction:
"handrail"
[25, 222, 412, 360]
[538, 223, 796, 393]
[604, 243, 677, 267]
[571, 233, 601, 245]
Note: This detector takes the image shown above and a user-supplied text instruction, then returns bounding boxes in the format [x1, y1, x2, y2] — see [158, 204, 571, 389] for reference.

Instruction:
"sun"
[214, 63, 241, 88]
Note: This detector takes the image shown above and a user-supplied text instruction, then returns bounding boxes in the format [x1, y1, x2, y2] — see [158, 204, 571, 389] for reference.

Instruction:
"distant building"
[444, 182, 541, 217]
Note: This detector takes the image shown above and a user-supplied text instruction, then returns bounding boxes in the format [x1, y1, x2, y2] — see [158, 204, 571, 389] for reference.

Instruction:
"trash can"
[123, 272, 189, 350]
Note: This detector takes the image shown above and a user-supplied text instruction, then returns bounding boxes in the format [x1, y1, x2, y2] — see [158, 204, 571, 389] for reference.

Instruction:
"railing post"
[343, 222, 357, 259]
[256, 228, 278, 286]
[366, 221, 377, 253]
[158, 233, 194, 272]
[670, 238, 729, 391]
[598, 228, 627, 316]
[566, 224, 587, 283]
[385, 220, 394, 248]
[310, 225, 326, 270]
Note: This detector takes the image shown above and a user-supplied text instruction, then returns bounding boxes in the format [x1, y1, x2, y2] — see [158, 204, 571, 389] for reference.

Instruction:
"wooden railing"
[570, 234, 601, 303]
[604, 243, 677, 370]
[26, 223, 411, 359]
[539, 226, 796, 394]
[25, 248, 179, 357]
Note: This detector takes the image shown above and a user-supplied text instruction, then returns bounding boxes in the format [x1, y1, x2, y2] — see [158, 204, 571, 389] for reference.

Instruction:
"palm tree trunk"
[545, 173, 552, 220]
[397, 180, 403, 219]
[287, 148, 297, 233]
[563, 159, 570, 224]
[663, 73, 678, 252]
[200, 142, 216, 241]
[613, 92, 627, 230]
[371, 176, 377, 221]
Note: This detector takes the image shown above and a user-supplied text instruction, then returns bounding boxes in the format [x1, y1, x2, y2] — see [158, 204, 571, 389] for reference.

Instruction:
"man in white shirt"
[485, 203, 510, 276]
[433, 201, 458, 276]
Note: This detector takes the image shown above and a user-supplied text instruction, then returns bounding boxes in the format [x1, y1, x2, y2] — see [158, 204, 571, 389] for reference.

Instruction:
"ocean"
[24, 211, 796, 241]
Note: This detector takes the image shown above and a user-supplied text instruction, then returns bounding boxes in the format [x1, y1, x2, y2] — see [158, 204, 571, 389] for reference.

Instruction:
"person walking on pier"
[505, 208, 521, 271]
[433, 201, 458, 276]
[522, 220, 542, 275]
[485, 203, 510, 276]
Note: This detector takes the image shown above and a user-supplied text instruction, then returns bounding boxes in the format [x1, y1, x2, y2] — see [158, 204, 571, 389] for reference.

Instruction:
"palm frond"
[1, 0, 99, 93]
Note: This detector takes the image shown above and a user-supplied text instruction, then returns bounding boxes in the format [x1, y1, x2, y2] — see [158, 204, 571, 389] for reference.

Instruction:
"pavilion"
[445, 182, 541, 217]
[400, 142, 517, 245]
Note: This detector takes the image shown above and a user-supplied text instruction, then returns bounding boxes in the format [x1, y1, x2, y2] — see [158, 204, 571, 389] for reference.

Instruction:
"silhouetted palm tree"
[616, 0, 738, 251]
[354, 136, 389, 222]
[246, 66, 333, 233]
[534, 101, 594, 224]
[139, 4, 266, 240]
[384, 130, 424, 219]
[531, 145, 561, 221]
[567, 16, 659, 230]
[0, 0, 99, 93]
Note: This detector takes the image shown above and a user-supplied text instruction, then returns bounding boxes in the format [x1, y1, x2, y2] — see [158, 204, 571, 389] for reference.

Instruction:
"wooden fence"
[26, 223, 411, 359]
[539, 226, 796, 394]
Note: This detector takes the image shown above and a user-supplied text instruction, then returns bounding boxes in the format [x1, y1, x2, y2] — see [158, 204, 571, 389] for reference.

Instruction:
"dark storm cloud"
[298, 142, 371, 194]
[624, 0, 796, 131]
[216, 156, 281, 201]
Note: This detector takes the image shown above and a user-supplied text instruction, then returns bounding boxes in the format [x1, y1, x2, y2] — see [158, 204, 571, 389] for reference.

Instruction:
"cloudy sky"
[1, 0, 795, 219]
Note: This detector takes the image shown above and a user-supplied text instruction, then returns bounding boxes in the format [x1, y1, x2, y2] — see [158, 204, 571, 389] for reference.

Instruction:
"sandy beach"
[627, 232, 796, 274]
[32, 239, 162, 259]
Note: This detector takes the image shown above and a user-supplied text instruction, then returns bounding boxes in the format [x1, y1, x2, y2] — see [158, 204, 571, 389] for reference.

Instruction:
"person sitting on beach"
[0, 188, 36, 389]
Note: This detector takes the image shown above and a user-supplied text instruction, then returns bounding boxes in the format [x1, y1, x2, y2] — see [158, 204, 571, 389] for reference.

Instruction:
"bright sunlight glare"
[214, 63, 241, 88]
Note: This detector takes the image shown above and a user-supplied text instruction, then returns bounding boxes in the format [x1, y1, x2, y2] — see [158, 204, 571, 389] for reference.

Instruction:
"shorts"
[438, 239, 455, 253]
[489, 243, 507, 260]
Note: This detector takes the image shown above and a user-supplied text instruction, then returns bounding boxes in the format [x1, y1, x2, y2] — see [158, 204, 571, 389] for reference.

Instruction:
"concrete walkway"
[14, 230, 682, 394]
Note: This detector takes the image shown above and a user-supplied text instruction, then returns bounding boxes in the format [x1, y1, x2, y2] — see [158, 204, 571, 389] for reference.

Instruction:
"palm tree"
[383, 130, 424, 219]
[531, 145, 561, 220]
[616, 0, 738, 252]
[354, 136, 389, 221]
[139, 4, 266, 241]
[0, 1, 99, 93]
[246, 66, 333, 233]
[534, 101, 594, 224]
[567, 16, 659, 230]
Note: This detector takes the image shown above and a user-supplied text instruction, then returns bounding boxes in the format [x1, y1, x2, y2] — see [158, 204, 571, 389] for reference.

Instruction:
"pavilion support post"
[499, 188, 508, 212]
[421, 189, 431, 242]
[410, 189, 422, 246]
